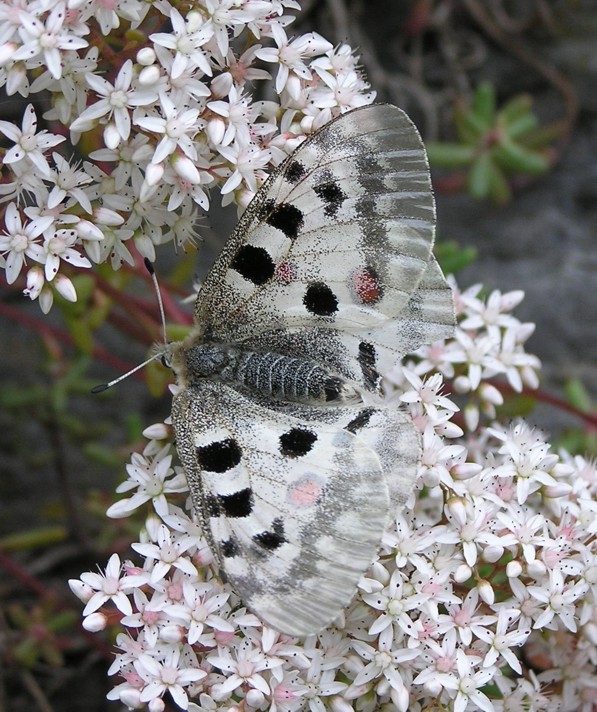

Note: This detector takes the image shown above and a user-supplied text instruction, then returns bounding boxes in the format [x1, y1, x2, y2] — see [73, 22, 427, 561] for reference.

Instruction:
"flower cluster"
[0, 0, 373, 311]
[71, 285, 597, 711]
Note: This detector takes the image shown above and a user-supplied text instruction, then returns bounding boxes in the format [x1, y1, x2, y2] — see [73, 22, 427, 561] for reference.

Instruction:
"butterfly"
[165, 103, 455, 637]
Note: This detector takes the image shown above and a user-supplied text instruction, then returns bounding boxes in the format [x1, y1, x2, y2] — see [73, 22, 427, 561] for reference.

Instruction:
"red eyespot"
[351, 266, 382, 304]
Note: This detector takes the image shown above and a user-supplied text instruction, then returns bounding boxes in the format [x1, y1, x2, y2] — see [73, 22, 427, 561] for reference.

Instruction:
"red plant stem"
[494, 379, 597, 429]
[0, 550, 114, 659]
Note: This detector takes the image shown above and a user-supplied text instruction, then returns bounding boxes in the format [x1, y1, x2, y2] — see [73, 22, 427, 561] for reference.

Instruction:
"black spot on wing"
[218, 487, 254, 518]
[258, 198, 304, 240]
[279, 427, 317, 458]
[231, 244, 275, 285]
[345, 408, 374, 434]
[285, 160, 306, 184]
[220, 538, 239, 557]
[314, 180, 348, 218]
[303, 282, 338, 316]
[253, 518, 286, 551]
[358, 341, 380, 391]
[197, 438, 241, 473]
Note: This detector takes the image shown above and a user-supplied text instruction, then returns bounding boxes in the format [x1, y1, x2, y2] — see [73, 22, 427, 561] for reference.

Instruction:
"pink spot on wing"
[287, 475, 324, 507]
[351, 266, 383, 304]
[275, 261, 297, 284]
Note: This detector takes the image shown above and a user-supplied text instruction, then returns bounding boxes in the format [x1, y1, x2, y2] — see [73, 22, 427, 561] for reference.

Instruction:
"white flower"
[70, 60, 155, 143]
[256, 25, 332, 97]
[132, 525, 198, 582]
[107, 448, 188, 518]
[0, 202, 50, 283]
[42, 228, 91, 281]
[135, 91, 201, 164]
[165, 580, 234, 644]
[135, 644, 206, 710]
[209, 643, 282, 697]
[475, 607, 530, 673]
[150, 8, 214, 79]
[435, 649, 495, 712]
[78, 553, 135, 616]
[13, 3, 88, 80]
[527, 569, 588, 632]
[0, 103, 65, 177]
[47, 153, 93, 212]
[217, 141, 271, 194]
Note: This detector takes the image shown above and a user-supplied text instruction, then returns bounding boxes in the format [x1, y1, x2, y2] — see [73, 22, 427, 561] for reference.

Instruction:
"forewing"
[195, 103, 437, 342]
[239, 254, 455, 392]
[171, 380, 391, 636]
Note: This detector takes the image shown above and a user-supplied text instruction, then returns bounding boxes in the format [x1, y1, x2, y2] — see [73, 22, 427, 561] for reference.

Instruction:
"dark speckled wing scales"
[171, 104, 456, 637]
[172, 379, 414, 637]
[194, 104, 454, 380]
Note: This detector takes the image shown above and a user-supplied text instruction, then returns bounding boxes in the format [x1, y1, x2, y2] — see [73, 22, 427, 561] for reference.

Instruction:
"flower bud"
[39, 286, 54, 313]
[464, 403, 479, 432]
[453, 375, 471, 393]
[246, 690, 265, 708]
[76, 219, 104, 240]
[506, 560, 523, 578]
[145, 162, 165, 187]
[207, 117, 226, 146]
[83, 612, 108, 632]
[477, 579, 495, 605]
[446, 496, 468, 526]
[23, 267, 44, 300]
[148, 698, 165, 712]
[104, 123, 121, 150]
[483, 545, 504, 563]
[527, 560, 547, 578]
[454, 564, 472, 583]
[55, 274, 77, 302]
[139, 65, 161, 86]
[159, 625, 183, 643]
[69, 578, 94, 602]
[171, 153, 200, 183]
[479, 382, 504, 406]
[137, 47, 156, 66]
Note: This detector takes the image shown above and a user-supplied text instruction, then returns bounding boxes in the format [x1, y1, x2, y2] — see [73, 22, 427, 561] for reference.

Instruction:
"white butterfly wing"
[172, 380, 413, 636]
[239, 254, 454, 393]
[195, 103, 442, 344]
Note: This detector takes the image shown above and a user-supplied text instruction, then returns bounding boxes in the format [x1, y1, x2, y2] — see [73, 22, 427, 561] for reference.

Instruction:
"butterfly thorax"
[171, 339, 361, 406]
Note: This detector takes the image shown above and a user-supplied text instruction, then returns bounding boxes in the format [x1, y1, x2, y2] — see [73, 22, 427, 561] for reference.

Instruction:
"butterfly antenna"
[91, 352, 164, 393]
[144, 257, 168, 346]
[92, 259, 170, 394]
